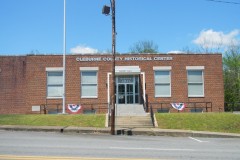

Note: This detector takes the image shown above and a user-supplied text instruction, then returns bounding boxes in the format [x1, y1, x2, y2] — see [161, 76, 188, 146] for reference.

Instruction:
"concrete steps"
[115, 114, 153, 128]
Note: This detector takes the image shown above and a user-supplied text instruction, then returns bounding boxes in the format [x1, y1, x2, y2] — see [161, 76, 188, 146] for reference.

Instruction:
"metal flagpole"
[62, 0, 66, 114]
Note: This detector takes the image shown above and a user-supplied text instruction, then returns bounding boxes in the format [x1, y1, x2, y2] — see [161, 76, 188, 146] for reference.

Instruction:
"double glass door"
[116, 76, 139, 104]
[118, 84, 134, 104]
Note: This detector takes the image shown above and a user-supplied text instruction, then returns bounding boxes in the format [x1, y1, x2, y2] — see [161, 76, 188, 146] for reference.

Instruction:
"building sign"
[76, 56, 173, 62]
[118, 77, 134, 83]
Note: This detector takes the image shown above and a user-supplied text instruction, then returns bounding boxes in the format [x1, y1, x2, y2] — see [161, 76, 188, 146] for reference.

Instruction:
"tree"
[223, 45, 240, 111]
[129, 40, 158, 53]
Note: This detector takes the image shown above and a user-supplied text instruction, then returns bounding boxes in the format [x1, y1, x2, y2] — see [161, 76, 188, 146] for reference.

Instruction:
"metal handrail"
[40, 103, 62, 114]
[40, 103, 109, 114]
[149, 102, 212, 113]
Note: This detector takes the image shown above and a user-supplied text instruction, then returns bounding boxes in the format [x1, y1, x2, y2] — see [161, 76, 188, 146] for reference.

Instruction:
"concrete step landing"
[116, 104, 147, 116]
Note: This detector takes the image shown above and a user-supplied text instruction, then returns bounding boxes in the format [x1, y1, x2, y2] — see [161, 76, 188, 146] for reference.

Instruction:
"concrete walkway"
[1, 125, 240, 138]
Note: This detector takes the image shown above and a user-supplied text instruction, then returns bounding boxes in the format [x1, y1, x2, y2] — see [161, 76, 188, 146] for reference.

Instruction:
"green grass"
[0, 114, 105, 128]
[1, 113, 240, 134]
[155, 113, 240, 133]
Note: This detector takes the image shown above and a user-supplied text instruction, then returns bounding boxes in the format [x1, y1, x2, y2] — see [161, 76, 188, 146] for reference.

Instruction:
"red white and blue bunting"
[67, 104, 82, 114]
[171, 103, 186, 111]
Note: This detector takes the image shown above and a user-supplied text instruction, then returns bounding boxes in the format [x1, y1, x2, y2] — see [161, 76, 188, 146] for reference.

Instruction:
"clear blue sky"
[0, 0, 239, 55]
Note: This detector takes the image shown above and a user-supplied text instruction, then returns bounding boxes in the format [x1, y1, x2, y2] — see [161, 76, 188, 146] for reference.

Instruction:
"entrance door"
[116, 76, 139, 104]
[117, 83, 134, 104]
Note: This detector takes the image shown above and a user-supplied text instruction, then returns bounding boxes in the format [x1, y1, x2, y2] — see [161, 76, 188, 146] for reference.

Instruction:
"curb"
[130, 128, 240, 138]
[1, 125, 240, 138]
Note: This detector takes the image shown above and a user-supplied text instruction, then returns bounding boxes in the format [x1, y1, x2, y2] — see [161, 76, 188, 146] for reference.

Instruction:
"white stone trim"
[115, 66, 141, 75]
[141, 72, 146, 102]
[186, 66, 205, 70]
[32, 106, 40, 112]
[46, 67, 63, 71]
[80, 67, 99, 71]
[153, 66, 172, 70]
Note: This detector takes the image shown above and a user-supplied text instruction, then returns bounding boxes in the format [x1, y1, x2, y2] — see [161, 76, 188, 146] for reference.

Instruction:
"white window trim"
[187, 68, 205, 97]
[154, 67, 171, 97]
[81, 70, 98, 98]
[46, 67, 63, 71]
[46, 68, 63, 99]
[186, 66, 204, 70]
[153, 66, 172, 71]
[47, 96, 63, 99]
[80, 67, 99, 71]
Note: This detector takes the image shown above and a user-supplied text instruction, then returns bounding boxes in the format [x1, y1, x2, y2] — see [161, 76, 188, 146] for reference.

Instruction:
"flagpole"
[62, 0, 66, 114]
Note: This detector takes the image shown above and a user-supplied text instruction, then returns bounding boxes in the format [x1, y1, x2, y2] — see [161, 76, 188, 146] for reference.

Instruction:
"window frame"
[153, 66, 171, 98]
[46, 68, 63, 99]
[187, 66, 205, 97]
[80, 67, 98, 98]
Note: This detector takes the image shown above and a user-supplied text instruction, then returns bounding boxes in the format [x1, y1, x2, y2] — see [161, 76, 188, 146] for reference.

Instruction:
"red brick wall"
[0, 54, 224, 114]
[0, 56, 27, 114]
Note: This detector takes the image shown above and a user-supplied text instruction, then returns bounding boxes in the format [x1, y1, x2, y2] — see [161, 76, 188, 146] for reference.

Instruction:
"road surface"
[0, 130, 239, 160]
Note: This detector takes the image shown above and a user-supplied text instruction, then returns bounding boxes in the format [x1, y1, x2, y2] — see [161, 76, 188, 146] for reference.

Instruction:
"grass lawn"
[155, 113, 240, 134]
[0, 114, 106, 128]
[1, 113, 240, 134]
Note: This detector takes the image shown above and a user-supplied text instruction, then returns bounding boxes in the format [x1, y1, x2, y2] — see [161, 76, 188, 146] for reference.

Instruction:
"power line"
[206, 0, 240, 5]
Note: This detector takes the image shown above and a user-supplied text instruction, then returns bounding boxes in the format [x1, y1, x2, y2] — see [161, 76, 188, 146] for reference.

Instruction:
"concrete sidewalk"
[0, 125, 240, 138]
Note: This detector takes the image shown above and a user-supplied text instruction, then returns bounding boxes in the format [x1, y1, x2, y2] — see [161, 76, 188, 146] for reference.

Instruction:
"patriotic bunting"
[67, 104, 82, 114]
[171, 103, 186, 111]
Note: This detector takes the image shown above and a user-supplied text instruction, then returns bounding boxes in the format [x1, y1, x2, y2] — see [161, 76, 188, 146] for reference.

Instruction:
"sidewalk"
[0, 125, 240, 138]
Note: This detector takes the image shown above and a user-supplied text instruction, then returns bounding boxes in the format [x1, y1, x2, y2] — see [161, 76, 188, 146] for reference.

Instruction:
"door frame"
[107, 72, 146, 105]
[116, 75, 138, 104]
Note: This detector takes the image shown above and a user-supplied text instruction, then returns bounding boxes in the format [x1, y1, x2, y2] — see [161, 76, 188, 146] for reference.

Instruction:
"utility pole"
[102, 0, 116, 135]
[110, 0, 116, 135]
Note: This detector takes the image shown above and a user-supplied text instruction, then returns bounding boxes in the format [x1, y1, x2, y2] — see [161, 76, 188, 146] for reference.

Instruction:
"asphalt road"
[0, 130, 240, 160]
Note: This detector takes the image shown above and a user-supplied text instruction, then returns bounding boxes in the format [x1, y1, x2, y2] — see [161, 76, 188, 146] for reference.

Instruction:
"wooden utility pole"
[110, 0, 116, 135]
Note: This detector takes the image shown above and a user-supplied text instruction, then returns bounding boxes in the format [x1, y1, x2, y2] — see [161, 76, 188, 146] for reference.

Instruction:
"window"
[47, 71, 63, 98]
[187, 70, 204, 97]
[81, 71, 98, 98]
[154, 70, 171, 97]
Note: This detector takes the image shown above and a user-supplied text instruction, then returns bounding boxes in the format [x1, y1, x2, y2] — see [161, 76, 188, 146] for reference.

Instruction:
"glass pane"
[188, 71, 203, 83]
[48, 72, 63, 85]
[135, 94, 139, 103]
[188, 84, 203, 96]
[47, 85, 63, 97]
[81, 84, 97, 97]
[127, 84, 133, 94]
[118, 84, 125, 104]
[155, 84, 170, 96]
[155, 71, 170, 83]
[82, 72, 97, 84]
[135, 76, 139, 94]
[127, 95, 134, 104]
[118, 84, 125, 93]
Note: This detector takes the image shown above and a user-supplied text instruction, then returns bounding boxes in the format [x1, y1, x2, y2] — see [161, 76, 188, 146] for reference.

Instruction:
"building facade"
[0, 53, 224, 114]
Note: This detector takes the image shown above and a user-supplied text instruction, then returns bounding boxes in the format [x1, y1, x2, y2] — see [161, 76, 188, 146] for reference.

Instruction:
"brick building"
[0, 53, 224, 114]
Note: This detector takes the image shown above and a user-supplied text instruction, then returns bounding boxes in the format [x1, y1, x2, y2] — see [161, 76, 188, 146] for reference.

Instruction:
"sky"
[0, 0, 239, 55]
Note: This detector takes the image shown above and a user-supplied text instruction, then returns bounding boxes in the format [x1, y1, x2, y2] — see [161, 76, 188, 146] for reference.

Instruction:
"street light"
[102, 0, 116, 135]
